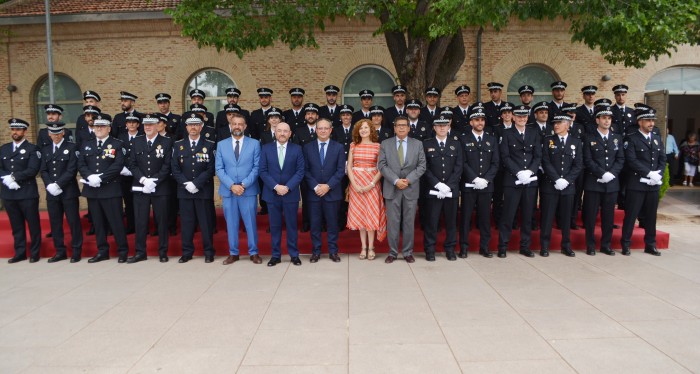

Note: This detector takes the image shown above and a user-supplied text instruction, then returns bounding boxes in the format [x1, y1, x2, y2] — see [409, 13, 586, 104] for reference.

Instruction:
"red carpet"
[0, 208, 669, 258]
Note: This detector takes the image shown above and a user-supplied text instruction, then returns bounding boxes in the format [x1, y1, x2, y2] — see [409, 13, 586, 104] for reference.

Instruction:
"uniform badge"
[627, 113, 632, 117]
[591, 141, 596, 146]
[180, 145, 184, 151]
[421, 127, 425, 131]
[571, 145, 576, 150]
[653, 139, 658, 145]
[63, 149, 69, 154]
[623, 141, 628, 149]
[85, 146, 91, 151]
[449, 145, 455, 150]
[157, 144, 162, 149]
[36, 151, 41, 159]
[205, 133, 210, 138]
[499, 137, 502, 144]
[107, 144, 112, 149]
[486, 141, 490, 146]
[549, 140, 555, 149]
[428, 148, 435, 152]
[20, 149, 26, 154]
[75, 151, 80, 157]
[202, 147, 207, 153]
[172, 119, 177, 123]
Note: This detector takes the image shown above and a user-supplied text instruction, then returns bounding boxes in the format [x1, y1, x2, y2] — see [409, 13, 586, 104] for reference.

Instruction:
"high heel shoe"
[359, 248, 367, 260]
[367, 248, 376, 260]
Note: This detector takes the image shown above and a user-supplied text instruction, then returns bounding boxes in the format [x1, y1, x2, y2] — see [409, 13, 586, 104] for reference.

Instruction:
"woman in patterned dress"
[347, 119, 387, 260]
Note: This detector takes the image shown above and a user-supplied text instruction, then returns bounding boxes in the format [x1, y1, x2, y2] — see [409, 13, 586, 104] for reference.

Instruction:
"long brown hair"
[352, 119, 379, 144]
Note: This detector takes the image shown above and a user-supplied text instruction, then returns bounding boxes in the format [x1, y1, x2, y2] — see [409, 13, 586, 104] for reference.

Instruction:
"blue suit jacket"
[216, 136, 260, 197]
[259, 141, 305, 203]
[303, 139, 346, 202]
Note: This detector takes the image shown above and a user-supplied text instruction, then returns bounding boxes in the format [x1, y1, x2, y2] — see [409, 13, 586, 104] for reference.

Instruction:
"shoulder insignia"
[75, 150, 80, 157]
[36, 151, 41, 159]
[623, 141, 628, 149]
[122, 147, 127, 155]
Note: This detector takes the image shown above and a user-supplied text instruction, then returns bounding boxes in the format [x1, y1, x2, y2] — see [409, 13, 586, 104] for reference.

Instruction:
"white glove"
[46, 183, 61, 196]
[601, 172, 615, 183]
[142, 184, 155, 194]
[184, 181, 199, 194]
[87, 174, 102, 188]
[2, 175, 13, 187]
[8, 181, 20, 190]
[436, 190, 446, 199]
[517, 170, 533, 183]
[473, 177, 488, 190]
[647, 170, 662, 182]
[142, 177, 157, 191]
[120, 166, 132, 176]
[646, 178, 658, 186]
[554, 178, 569, 190]
[435, 182, 450, 193]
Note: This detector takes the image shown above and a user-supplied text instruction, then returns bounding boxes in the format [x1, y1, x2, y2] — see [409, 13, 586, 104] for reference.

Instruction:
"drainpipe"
[45, 0, 55, 103]
[476, 27, 483, 101]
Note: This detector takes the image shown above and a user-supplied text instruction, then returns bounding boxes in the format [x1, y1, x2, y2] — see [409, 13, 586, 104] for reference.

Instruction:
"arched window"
[342, 65, 397, 109]
[185, 69, 236, 114]
[507, 65, 559, 104]
[34, 74, 82, 129]
[646, 66, 700, 91]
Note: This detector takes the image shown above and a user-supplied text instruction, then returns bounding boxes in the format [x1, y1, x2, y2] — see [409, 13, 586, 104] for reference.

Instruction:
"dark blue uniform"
[111, 110, 143, 138]
[38, 128, 74, 149]
[408, 120, 432, 142]
[118, 132, 141, 233]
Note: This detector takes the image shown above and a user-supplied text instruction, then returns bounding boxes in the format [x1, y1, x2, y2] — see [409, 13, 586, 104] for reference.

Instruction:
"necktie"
[430, 110, 434, 117]
[278, 145, 285, 168]
[521, 132, 525, 141]
[234, 140, 240, 161]
[330, 108, 334, 115]
[411, 123, 416, 131]
[603, 136, 607, 142]
[147, 140, 152, 148]
[191, 141, 196, 151]
[589, 108, 593, 115]
[365, 112, 370, 118]
[477, 136, 482, 145]
[398, 140, 404, 167]
[310, 128, 315, 135]
[345, 128, 349, 135]
[320, 142, 326, 166]
[439, 141, 445, 150]
[130, 136, 134, 142]
[560, 136, 565, 145]
[294, 111, 298, 117]
[398, 109, 403, 116]
[97, 140, 103, 149]
[463, 109, 467, 116]
[53, 145, 57, 154]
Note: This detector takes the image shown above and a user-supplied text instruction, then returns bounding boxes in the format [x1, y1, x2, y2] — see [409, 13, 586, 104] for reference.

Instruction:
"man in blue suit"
[259, 122, 305, 266]
[303, 118, 346, 263]
[216, 113, 263, 265]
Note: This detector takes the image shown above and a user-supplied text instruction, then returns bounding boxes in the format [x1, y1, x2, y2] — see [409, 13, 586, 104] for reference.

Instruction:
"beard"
[232, 129, 243, 137]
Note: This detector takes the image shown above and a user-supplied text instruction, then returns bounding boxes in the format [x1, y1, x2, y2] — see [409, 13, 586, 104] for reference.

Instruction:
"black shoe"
[310, 254, 320, 263]
[205, 255, 215, 263]
[300, 224, 310, 233]
[426, 254, 436, 262]
[601, 247, 616, 256]
[7, 256, 27, 264]
[621, 247, 631, 256]
[88, 254, 110, 263]
[87, 226, 95, 235]
[540, 249, 550, 257]
[613, 224, 620, 229]
[562, 248, 575, 257]
[446, 253, 457, 261]
[291, 257, 302, 266]
[480, 249, 493, 258]
[586, 247, 596, 256]
[497, 250, 507, 258]
[118, 255, 127, 263]
[570, 223, 580, 230]
[46, 231, 53, 238]
[178, 256, 192, 263]
[329, 253, 341, 262]
[458, 249, 468, 258]
[29, 256, 40, 263]
[160, 256, 169, 263]
[48, 255, 67, 263]
[126, 254, 147, 264]
[644, 246, 661, 256]
[519, 249, 535, 258]
[70, 257, 81, 263]
[267, 257, 281, 267]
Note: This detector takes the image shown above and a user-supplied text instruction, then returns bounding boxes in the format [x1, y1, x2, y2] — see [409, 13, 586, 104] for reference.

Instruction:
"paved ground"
[1, 189, 699, 373]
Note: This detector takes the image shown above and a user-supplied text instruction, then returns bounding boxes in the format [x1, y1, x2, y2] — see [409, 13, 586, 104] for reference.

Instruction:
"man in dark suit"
[259, 122, 306, 266]
[483, 82, 504, 131]
[303, 118, 346, 262]
[420, 87, 441, 124]
[155, 93, 182, 138]
[575, 85, 597, 133]
[37, 104, 74, 150]
[171, 115, 217, 263]
[352, 90, 374, 124]
[76, 90, 111, 132]
[112, 91, 141, 138]
[539, 114, 584, 257]
[293, 103, 320, 232]
[582, 105, 625, 255]
[451, 85, 472, 135]
[216, 88, 250, 141]
[611, 84, 634, 137]
[40, 122, 82, 263]
[126, 114, 173, 263]
[78, 116, 130, 263]
[422, 116, 462, 261]
[249, 87, 274, 140]
[318, 85, 341, 127]
[283, 87, 306, 130]
[383, 85, 407, 127]
[498, 106, 542, 258]
[76, 105, 99, 148]
[620, 107, 666, 256]
[547, 81, 569, 123]
[1, 118, 42, 263]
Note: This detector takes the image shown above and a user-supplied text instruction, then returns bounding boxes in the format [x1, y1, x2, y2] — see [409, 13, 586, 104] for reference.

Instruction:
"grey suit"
[378, 136, 427, 257]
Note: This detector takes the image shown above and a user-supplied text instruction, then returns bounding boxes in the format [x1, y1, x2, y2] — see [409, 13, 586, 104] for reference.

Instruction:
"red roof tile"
[0, 0, 182, 17]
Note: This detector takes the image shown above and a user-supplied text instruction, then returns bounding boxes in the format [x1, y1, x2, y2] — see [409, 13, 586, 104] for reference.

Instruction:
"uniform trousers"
[309, 200, 340, 255]
[540, 193, 574, 250]
[386, 193, 418, 257]
[222, 195, 258, 256]
[423, 196, 458, 255]
[88, 197, 129, 257]
[3, 198, 42, 259]
[47, 197, 82, 258]
[498, 186, 537, 250]
[179, 198, 214, 257]
[133, 193, 169, 257]
[570, 173, 585, 226]
[299, 185, 311, 229]
[268, 200, 300, 259]
[583, 190, 617, 249]
[621, 190, 659, 248]
[460, 191, 492, 251]
[120, 177, 135, 230]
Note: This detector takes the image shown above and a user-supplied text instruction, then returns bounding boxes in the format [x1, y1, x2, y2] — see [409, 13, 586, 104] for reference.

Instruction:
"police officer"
[582, 105, 625, 255]
[369, 105, 393, 142]
[155, 93, 181, 138]
[118, 113, 142, 235]
[620, 107, 666, 256]
[459, 109, 500, 258]
[484, 82, 504, 131]
[575, 85, 597, 133]
[249, 87, 274, 140]
[37, 104, 74, 149]
[422, 116, 462, 261]
[529, 101, 554, 136]
[547, 81, 569, 123]
[284, 87, 307, 130]
[127, 114, 173, 263]
[216, 88, 250, 139]
[539, 114, 583, 257]
[76, 90, 111, 132]
[420, 87, 441, 123]
[40, 121, 82, 263]
[406, 99, 431, 141]
[497, 105, 542, 258]
[518, 85, 536, 124]
[318, 85, 342, 127]
[76, 105, 100, 148]
[1, 118, 42, 263]
[563, 102, 586, 230]
[331, 104, 354, 229]
[451, 85, 472, 134]
[384, 85, 407, 127]
[611, 84, 634, 137]
[218, 104, 245, 140]
[178, 89, 215, 139]
[112, 91, 141, 138]
[496, 102, 515, 135]
[190, 104, 218, 145]
[492, 102, 515, 228]
[293, 103, 320, 232]
[78, 116, 130, 263]
[352, 90, 374, 123]
[172, 115, 217, 263]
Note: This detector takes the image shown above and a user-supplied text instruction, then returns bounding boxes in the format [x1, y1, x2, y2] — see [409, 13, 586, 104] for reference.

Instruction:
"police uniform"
[564, 103, 586, 229]
[37, 105, 74, 149]
[293, 103, 320, 232]
[40, 122, 82, 262]
[1, 119, 42, 263]
[76, 91, 111, 132]
[547, 81, 570, 123]
[518, 85, 537, 124]
[249, 88, 274, 140]
[420, 87, 441, 124]
[491, 103, 515, 228]
[422, 119, 462, 261]
[539, 116, 584, 257]
[352, 90, 375, 124]
[217, 104, 250, 140]
[620, 108, 666, 255]
[257, 107, 283, 216]
[383, 85, 407, 127]
[178, 90, 215, 139]
[405, 99, 431, 141]
[78, 117, 130, 262]
[459, 119, 500, 258]
[582, 106, 625, 255]
[497, 118, 542, 258]
[155, 93, 182, 138]
[117, 114, 142, 234]
[76, 105, 100, 148]
[575, 85, 598, 133]
[483, 82, 504, 130]
[610, 84, 634, 137]
[528, 101, 554, 230]
[128, 118, 173, 263]
[318, 85, 342, 127]
[112, 91, 142, 138]
[451, 85, 472, 134]
[331, 104, 354, 228]
[283, 87, 307, 130]
[171, 116, 217, 262]
[215, 88, 250, 139]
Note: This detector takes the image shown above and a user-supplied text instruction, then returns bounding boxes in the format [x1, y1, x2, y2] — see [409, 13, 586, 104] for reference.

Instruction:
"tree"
[167, 0, 700, 99]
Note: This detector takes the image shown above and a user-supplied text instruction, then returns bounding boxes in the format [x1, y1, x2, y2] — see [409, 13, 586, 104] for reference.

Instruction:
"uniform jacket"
[171, 137, 216, 199]
[215, 136, 260, 198]
[331, 124, 353, 159]
[623, 131, 667, 192]
[407, 120, 432, 142]
[483, 101, 503, 129]
[0, 141, 41, 200]
[283, 109, 306, 130]
[292, 125, 318, 148]
[461, 132, 500, 193]
[303, 139, 346, 202]
[318, 105, 341, 127]
[611, 105, 634, 136]
[499, 126, 542, 188]
[78, 136, 125, 199]
[583, 131, 625, 193]
[37, 128, 74, 150]
[422, 137, 463, 197]
[111, 110, 143, 138]
[575, 105, 596, 134]
[40, 141, 80, 200]
[541, 135, 584, 195]
[259, 141, 305, 203]
[128, 134, 173, 196]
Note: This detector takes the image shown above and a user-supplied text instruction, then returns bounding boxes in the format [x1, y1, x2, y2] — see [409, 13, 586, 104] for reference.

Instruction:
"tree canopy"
[167, 0, 700, 98]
